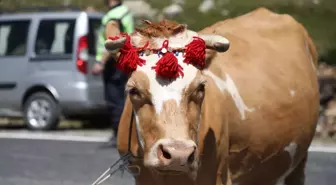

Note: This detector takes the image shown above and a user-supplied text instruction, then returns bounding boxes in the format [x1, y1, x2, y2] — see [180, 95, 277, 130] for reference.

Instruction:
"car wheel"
[23, 92, 60, 130]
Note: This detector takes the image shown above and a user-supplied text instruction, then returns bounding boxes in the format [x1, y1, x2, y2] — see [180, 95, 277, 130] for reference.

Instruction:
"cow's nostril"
[187, 150, 195, 164]
[160, 144, 172, 159]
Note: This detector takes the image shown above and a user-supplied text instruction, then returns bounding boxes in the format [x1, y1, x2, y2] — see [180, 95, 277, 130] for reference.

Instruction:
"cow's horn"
[199, 34, 230, 52]
[142, 20, 152, 25]
[104, 37, 127, 51]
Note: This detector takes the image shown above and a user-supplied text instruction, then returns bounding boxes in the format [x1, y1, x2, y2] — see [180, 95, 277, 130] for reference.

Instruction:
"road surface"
[0, 138, 335, 185]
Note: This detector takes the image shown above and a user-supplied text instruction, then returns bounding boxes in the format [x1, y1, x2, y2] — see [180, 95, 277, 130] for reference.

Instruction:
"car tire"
[23, 92, 60, 130]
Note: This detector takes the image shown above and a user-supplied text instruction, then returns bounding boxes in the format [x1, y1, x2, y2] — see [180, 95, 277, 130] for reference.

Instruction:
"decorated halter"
[108, 33, 206, 79]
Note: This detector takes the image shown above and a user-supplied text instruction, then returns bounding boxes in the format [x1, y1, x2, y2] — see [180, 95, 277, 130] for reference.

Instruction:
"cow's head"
[105, 19, 229, 177]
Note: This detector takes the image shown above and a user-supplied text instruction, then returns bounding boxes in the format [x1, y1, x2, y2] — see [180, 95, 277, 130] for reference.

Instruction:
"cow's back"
[199, 8, 319, 184]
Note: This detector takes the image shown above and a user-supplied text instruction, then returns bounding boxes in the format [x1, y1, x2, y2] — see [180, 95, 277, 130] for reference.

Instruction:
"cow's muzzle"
[146, 139, 198, 173]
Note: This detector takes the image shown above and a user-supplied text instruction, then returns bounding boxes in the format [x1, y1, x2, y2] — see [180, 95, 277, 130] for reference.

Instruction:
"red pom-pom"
[116, 34, 146, 74]
[184, 37, 206, 69]
[152, 52, 184, 79]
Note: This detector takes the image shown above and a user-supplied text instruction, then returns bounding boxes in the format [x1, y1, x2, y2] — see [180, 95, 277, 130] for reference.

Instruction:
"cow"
[104, 7, 319, 185]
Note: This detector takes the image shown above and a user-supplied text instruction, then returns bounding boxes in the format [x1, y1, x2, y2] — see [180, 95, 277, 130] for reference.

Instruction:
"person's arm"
[101, 20, 121, 65]
[92, 20, 122, 75]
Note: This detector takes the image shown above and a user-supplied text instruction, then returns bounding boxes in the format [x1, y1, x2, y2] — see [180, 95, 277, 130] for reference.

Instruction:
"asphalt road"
[0, 139, 335, 185]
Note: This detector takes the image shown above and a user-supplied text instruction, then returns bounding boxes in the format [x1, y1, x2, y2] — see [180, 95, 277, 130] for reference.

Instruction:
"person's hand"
[92, 63, 104, 75]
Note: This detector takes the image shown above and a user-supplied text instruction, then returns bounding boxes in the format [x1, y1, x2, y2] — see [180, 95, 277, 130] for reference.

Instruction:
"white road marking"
[0, 132, 107, 142]
[308, 146, 336, 153]
[1, 131, 336, 154]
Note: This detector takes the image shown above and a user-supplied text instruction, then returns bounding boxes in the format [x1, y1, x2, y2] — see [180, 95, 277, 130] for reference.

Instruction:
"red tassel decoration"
[152, 41, 184, 79]
[184, 37, 206, 69]
[114, 34, 147, 74]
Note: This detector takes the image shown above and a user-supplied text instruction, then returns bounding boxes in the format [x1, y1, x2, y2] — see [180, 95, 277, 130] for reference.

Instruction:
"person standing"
[92, 0, 134, 147]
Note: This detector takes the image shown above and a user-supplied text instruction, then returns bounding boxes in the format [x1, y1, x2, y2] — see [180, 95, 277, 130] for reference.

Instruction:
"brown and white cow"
[105, 7, 319, 185]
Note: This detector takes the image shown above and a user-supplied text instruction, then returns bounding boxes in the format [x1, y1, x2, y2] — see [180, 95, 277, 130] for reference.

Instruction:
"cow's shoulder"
[200, 7, 304, 38]
[237, 7, 301, 29]
[199, 7, 313, 68]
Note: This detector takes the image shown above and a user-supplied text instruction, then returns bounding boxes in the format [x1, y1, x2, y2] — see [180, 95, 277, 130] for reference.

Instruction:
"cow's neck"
[203, 69, 254, 120]
[195, 69, 247, 185]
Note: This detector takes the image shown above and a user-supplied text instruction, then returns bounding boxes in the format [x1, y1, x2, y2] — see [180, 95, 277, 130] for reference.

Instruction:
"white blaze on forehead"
[136, 30, 200, 114]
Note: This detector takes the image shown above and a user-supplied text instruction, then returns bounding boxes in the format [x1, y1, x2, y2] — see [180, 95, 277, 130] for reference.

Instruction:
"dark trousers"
[102, 59, 128, 136]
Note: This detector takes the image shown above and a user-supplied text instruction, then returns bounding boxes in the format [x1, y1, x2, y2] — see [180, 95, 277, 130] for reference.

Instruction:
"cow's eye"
[138, 51, 145, 56]
[128, 87, 152, 106]
[129, 87, 140, 97]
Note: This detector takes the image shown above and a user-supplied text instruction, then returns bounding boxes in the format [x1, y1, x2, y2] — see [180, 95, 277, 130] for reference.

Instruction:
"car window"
[0, 20, 30, 57]
[88, 18, 102, 55]
[34, 19, 75, 56]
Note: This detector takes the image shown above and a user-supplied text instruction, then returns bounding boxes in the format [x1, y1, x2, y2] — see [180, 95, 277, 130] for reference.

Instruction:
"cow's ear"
[117, 96, 139, 156]
[204, 49, 217, 68]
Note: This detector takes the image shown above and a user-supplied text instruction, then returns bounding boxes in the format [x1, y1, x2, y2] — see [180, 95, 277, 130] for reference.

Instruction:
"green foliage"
[1, 0, 336, 64]
[148, 0, 336, 64]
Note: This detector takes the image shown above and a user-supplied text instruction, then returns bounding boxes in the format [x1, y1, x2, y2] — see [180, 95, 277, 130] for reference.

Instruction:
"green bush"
[1, 0, 336, 64]
[147, 0, 336, 64]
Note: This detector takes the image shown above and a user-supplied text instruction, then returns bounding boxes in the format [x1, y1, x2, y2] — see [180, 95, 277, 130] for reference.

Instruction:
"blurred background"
[0, 1, 336, 185]
[2, 0, 336, 58]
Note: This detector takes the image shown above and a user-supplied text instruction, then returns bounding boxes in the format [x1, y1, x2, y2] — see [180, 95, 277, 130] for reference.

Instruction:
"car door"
[26, 17, 78, 104]
[0, 19, 32, 110]
[85, 16, 106, 107]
